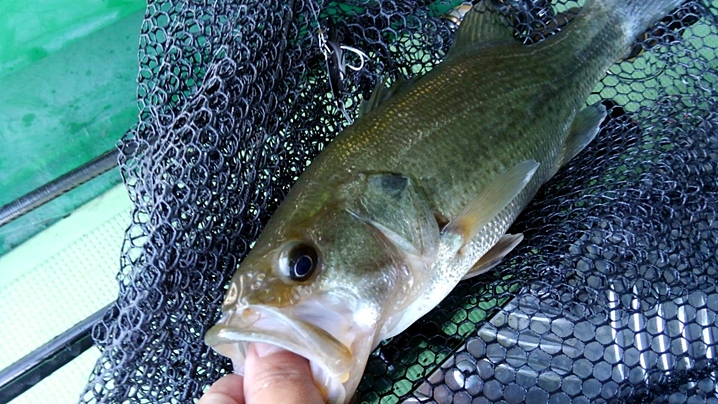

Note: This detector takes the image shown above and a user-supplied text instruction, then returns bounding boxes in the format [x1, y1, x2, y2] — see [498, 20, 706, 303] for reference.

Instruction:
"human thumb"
[243, 342, 325, 404]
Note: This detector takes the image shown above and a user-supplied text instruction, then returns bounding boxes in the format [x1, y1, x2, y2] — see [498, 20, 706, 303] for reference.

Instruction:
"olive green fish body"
[280, 3, 632, 238]
[206, 1, 686, 402]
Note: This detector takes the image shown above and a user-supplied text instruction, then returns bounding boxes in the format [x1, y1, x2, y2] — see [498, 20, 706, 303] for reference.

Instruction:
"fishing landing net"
[79, 0, 718, 402]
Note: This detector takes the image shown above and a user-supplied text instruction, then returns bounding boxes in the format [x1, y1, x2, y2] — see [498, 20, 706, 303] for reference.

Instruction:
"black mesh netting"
[80, 0, 718, 403]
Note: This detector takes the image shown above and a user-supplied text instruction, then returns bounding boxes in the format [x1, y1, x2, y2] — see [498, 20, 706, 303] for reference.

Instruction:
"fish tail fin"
[586, 0, 686, 43]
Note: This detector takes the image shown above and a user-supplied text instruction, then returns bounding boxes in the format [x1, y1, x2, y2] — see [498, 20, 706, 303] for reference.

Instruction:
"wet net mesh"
[79, 0, 718, 402]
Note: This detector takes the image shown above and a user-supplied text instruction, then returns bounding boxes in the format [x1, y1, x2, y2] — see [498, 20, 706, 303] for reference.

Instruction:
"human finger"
[198, 373, 245, 404]
[243, 342, 325, 404]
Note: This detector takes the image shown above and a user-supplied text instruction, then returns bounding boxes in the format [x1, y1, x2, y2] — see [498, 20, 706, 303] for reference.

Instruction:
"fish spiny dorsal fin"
[358, 75, 419, 117]
[446, 1, 516, 60]
[359, 1, 516, 116]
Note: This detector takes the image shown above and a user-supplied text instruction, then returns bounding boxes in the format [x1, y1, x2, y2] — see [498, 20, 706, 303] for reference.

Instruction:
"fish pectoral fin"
[342, 173, 440, 258]
[461, 233, 524, 281]
[553, 103, 607, 175]
[447, 1, 516, 60]
[443, 160, 539, 245]
[358, 75, 419, 117]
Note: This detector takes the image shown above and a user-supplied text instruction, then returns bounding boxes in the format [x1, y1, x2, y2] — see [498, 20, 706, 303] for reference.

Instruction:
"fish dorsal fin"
[552, 103, 607, 175]
[443, 160, 539, 245]
[358, 75, 419, 117]
[446, 1, 516, 60]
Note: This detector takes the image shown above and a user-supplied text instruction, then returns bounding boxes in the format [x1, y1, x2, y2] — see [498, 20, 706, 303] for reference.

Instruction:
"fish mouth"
[205, 303, 368, 403]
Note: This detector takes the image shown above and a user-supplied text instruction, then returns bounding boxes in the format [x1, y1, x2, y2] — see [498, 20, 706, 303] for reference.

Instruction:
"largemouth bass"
[206, 0, 685, 402]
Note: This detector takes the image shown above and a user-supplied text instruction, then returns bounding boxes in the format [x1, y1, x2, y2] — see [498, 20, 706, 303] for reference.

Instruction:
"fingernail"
[252, 342, 285, 358]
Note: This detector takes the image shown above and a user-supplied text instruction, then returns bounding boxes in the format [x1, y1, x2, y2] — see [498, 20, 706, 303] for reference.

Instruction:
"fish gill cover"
[80, 0, 718, 403]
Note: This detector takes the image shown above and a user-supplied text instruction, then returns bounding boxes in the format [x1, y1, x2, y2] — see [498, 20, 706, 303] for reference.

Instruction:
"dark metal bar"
[0, 149, 119, 228]
[0, 303, 113, 403]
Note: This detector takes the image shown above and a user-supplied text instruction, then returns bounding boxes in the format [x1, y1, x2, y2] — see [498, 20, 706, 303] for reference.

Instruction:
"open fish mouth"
[205, 304, 357, 403]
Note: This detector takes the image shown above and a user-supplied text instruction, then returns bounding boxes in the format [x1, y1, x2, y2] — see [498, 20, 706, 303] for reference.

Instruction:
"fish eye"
[279, 242, 319, 282]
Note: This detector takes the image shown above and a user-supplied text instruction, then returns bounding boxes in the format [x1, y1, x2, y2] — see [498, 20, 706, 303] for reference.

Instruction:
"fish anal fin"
[461, 233, 524, 281]
[553, 103, 607, 175]
[447, 1, 516, 59]
[443, 160, 539, 245]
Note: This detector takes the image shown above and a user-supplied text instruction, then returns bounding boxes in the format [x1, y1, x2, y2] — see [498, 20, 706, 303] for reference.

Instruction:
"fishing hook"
[309, 1, 369, 125]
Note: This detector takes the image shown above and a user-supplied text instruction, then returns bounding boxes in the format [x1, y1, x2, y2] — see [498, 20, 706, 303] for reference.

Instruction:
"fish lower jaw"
[204, 305, 372, 403]
[224, 340, 349, 403]
[311, 360, 347, 403]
